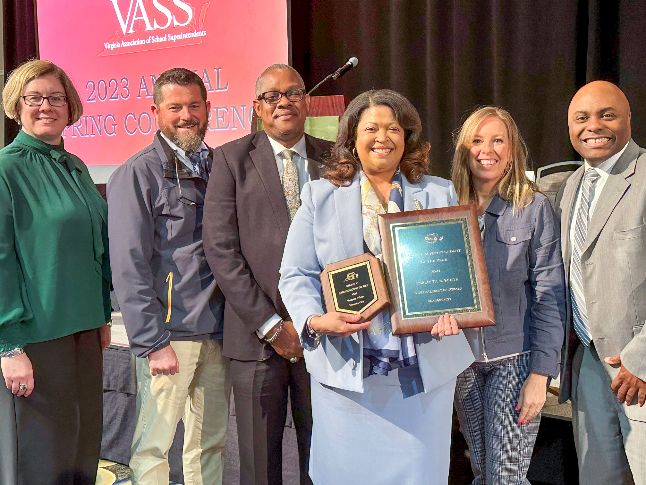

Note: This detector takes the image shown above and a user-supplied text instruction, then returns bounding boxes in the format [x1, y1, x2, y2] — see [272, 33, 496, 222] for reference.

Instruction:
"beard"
[163, 121, 207, 153]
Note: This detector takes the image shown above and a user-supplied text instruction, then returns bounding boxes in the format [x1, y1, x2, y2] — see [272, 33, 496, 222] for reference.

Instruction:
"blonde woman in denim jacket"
[450, 106, 566, 484]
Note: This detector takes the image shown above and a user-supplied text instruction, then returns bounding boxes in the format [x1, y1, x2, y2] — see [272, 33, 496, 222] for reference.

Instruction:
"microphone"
[307, 57, 359, 95]
[331, 57, 359, 80]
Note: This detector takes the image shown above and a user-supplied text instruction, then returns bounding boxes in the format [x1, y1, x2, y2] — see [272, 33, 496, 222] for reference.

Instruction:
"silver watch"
[0, 347, 25, 358]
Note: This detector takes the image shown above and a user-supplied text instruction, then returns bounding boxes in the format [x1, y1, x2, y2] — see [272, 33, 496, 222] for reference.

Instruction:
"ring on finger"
[18, 383, 27, 391]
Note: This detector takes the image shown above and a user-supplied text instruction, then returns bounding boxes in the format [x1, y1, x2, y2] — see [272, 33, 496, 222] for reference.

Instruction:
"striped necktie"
[281, 149, 300, 221]
[570, 168, 600, 346]
[188, 152, 203, 178]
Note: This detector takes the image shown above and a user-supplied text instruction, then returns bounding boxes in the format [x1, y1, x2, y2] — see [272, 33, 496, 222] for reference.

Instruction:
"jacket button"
[510, 236, 517, 242]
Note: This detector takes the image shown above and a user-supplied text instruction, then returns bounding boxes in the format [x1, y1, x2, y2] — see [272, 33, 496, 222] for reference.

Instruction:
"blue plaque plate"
[379, 205, 495, 334]
[392, 219, 480, 318]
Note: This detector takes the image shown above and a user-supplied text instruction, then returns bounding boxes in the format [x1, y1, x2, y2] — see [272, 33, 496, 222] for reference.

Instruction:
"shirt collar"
[159, 131, 209, 167]
[266, 134, 307, 160]
[15, 130, 85, 172]
[16, 129, 65, 154]
[584, 141, 629, 175]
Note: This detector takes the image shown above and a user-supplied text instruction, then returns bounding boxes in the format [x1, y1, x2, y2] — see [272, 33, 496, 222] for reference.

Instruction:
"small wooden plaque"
[320, 253, 390, 321]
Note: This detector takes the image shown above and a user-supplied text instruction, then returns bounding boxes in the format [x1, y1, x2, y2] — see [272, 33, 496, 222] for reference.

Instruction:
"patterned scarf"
[360, 170, 418, 376]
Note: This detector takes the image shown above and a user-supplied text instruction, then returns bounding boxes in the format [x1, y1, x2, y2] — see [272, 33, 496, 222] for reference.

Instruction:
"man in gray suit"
[557, 80, 646, 484]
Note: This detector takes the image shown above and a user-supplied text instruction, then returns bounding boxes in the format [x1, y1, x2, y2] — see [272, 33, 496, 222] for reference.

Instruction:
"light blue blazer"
[279, 172, 475, 393]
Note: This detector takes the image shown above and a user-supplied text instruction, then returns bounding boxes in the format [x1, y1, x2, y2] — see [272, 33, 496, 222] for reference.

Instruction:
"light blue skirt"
[309, 368, 456, 485]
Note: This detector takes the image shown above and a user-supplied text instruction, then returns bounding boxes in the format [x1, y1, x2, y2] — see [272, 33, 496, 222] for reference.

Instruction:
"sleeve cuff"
[256, 313, 282, 338]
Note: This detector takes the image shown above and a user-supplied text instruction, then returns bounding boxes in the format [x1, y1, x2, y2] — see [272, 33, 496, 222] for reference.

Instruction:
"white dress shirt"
[256, 135, 311, 338]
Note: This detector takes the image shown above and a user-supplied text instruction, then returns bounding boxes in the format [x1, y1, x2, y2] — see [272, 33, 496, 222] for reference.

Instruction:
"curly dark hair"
[323, 89, 431, 185]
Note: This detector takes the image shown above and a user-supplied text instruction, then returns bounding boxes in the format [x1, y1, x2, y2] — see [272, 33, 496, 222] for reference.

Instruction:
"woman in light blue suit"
[279, 89, 474, 484]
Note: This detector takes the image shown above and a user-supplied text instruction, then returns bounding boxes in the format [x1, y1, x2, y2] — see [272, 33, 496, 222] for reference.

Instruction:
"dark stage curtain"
[3, 1, 645, 170]
[291, 0, 646, 177]
[3, 0, 38, 145]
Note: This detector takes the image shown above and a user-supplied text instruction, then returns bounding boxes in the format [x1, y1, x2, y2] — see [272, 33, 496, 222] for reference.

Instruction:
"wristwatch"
[265, 320, 285, 344]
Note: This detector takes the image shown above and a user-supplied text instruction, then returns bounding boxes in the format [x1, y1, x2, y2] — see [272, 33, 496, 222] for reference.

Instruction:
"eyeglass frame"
[256, 88, 306, 105]
[21, 95, 68, 107]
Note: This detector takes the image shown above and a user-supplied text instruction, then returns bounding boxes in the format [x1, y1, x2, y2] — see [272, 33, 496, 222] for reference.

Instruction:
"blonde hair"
[2, 59, 83, 125]
[451, 106, 536, 210]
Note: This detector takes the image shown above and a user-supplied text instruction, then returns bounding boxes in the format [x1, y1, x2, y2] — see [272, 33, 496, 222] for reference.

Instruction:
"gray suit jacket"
[556, 139, 646, 421]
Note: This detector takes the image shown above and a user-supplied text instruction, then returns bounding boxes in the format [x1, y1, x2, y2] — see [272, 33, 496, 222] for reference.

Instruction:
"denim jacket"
[464, 193, 566, 377]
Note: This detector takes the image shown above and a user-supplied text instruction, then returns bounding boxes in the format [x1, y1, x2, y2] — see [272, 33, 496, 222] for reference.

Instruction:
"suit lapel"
[333, 173, 424, 257]
[582, 141, 638, 255]
[249, 132, 291, 234]
[333, 175, 364, 258]
[304, 134, 325, 181]
[402, 175, 428, 210]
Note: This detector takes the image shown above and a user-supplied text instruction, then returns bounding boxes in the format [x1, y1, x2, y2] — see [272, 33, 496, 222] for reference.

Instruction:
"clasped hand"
[605, 355, 646, 406]
[309, 313, 371, 337]
[266, 320, 305, 362]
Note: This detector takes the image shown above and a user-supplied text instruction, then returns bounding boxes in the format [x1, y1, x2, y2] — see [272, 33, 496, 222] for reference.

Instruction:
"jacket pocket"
[613, 223, 645, 241]
[494, 225, 532, 274]
[496, 226, 532, 245]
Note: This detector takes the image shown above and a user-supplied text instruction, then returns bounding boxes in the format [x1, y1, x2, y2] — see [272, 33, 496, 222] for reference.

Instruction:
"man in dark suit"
[556, 81, 646, 483]
[203, 64, 332, 485]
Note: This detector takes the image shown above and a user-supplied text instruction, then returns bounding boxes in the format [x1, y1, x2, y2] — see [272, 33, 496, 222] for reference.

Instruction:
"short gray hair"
[254, 64, 305, 97]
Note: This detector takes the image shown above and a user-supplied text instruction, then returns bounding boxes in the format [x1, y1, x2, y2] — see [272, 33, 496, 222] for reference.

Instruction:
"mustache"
[273, 109, 297, 118]
[176, 120, 199, 128]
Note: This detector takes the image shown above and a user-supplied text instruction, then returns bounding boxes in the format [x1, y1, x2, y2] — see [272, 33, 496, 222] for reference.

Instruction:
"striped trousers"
[454, 353, 540, 485]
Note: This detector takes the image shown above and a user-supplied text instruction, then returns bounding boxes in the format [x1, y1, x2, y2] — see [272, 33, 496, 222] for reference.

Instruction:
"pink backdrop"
[37, 0, 287, 165]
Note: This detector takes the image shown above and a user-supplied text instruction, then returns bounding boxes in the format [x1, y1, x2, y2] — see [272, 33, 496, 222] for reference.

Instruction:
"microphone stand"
[307, 74, 334, 96]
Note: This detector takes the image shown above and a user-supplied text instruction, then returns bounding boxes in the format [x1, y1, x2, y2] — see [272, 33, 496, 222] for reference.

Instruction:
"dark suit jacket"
[203, 131, 332, 361]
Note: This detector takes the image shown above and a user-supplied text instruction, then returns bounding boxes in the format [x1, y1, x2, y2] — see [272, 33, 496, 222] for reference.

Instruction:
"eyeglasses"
[174, 159, 197, 207]
[21, 95, 68, 107]
[256, 88, 306, 105]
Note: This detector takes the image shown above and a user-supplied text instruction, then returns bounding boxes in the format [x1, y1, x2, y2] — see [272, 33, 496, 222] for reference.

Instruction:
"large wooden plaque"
[379, 204, 495, 334]
[320, 253, 390, 321]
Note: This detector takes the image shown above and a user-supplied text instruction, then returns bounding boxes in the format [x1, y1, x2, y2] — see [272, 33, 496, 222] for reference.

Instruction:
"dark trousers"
[0, 329, 103, 485]
[230, 352, 312, 485]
